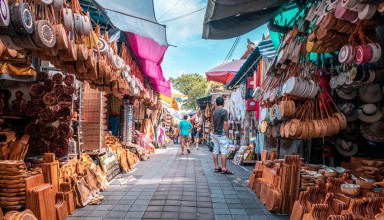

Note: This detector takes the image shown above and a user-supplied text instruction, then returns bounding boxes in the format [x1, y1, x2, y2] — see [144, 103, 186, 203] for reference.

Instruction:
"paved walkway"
[67, 145, 290, 220]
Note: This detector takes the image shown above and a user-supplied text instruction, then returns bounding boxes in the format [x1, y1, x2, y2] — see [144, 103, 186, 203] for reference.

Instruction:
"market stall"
[0, 0, 169, 218]
[241, 0, 384, 218]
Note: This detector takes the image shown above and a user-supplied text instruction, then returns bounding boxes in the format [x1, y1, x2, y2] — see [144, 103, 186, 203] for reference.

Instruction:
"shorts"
[194, 132, 203, 139]
[211, 134, 228, 155]
[180, 136, 189, 143]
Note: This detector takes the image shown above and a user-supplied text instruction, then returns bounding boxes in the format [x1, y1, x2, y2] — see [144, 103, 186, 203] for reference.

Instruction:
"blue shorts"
[211, 134, 228, 155]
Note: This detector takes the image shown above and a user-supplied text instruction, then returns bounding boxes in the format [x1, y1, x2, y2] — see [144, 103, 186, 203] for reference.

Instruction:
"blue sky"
[153, 0, 269, 79]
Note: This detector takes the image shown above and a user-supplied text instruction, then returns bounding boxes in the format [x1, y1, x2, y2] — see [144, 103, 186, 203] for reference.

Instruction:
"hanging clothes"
[140, 118, 155, 139]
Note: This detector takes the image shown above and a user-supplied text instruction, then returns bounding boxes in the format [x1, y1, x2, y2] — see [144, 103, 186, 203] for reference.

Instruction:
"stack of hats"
[336, 83, 384, 157]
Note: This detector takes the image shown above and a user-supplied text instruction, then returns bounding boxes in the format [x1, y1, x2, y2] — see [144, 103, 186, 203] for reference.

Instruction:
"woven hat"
[339, 103, 358, 122]
[340, 122, 360, 141]
[361, 121, 384, 143]
[358, 104, 382, 123]
[335, 138, 359, 157]
[336, 87, 356, 100]
[358, 83, 383, 103]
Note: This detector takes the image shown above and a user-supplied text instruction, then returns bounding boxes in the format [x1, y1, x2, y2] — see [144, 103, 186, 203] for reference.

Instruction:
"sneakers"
[187, 149, 191, 154]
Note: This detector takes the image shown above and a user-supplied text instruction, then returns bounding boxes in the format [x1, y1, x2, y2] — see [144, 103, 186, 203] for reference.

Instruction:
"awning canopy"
[206, 59, 246, 84]
[226, 47, 260, 89]
[202, 0, 288, 40]
[93, 0, 168, 46]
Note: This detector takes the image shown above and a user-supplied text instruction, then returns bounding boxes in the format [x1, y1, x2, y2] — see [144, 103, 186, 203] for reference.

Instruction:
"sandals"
[187, 149, 191, 154]
[214, 167, 222, 173]
[221, 169, 234, 175]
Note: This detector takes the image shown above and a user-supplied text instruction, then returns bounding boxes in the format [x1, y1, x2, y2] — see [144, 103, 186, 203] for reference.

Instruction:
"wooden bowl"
[356, 178, 375, 190]
[341, 183, 361, 196]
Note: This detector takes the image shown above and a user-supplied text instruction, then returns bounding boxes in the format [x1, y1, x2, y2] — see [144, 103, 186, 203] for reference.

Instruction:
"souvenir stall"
[246, 0, 384, 218]
[0, 0, 167, 219]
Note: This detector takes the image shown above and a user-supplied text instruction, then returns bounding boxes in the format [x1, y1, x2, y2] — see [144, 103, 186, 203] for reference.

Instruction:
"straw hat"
[335, 138, 359, 157]
[358, 83, 383, 103]
[361, 121, 384, 143]
[358, 104, 382, 123]
[336, 87, 357, 100]
[339, 103, 358, 122]
[340, 122, 360, 141]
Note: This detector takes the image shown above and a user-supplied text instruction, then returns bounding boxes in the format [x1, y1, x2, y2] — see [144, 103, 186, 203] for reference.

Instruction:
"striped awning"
[258, 39, 275, 59]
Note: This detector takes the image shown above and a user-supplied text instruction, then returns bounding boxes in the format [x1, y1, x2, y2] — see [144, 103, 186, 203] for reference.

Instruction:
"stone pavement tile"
[86, 210, 109, 217]
[78, 205, 96, 211]
[101, 199, 119, 205]
[166, 199, 182, 206]
[228, 203, 244, 209]
[117, 199, 134, 205]
[149, 200, 165, 206]
[94, 205, 114, 211]
[181, 206, 197, 213]
[266, 214, 290, 220]
[168, 191, 183, 195]
[182, 195, 197, 201]
[225, 194, 239, 199]
[181, 200, 197, 207]
[161, 212, 179, 219]
[197, 196, 211, 202]
[108, 195, 124, 200]
[214, 214, 233, 220]
[213, 202, 228, 209]
[232, 215, 251, 220]
[103, 217, 124, 220]
[167, 194, 182, 200]
[248, 215, 269, 220]
[212, 197, 225, 203]
[142, 211, 162, 219]
[112, 205, 131, 211]
[179, 212, 197, 219]
[211, 193, 224, 198]
[229, 209, 247, 215]
[243, 203, 260, 209]
[226, 198, 242, 204]
[223, 191, 237, 195]
[214, 208, 230, 215]
[146, 205, 164, 212]
[133, 199, 150, 205]
[83, 217, 103, 220]
[71, 210, 91, 217]
[241, 198, 258, 204]
[129, 204, 147, 212]
[246, 208, 265, 215]
[197, 207, 213, 214]
[183, 191, 196, 196]
[65, 217, 83, 220]
[164, 205, 181, 212]
[197, 213, 215, 220]
[138, 195, 153, 200]
[152, 194, 167, 200]
[106, 211, 127, 218]
[122, 195, 138, 200]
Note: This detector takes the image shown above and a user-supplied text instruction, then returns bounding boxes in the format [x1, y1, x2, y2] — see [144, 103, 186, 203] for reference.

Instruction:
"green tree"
[170, 73, 210, 110]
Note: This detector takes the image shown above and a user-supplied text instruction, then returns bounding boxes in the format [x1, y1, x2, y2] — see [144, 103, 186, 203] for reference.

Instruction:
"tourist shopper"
[193, 124, 202, 150]
[211, 97, 233, 174]
[179, 114, 192, 155]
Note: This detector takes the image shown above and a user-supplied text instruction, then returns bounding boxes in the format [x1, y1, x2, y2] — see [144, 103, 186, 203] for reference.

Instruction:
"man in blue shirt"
[179, 114, 192, 155]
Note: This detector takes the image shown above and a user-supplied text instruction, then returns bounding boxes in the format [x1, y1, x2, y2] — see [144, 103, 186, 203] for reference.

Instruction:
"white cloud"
[154, 0, 206, 46]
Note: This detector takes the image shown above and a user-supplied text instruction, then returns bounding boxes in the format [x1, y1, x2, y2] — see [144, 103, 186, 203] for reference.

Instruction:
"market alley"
[66, 145, 289, 220]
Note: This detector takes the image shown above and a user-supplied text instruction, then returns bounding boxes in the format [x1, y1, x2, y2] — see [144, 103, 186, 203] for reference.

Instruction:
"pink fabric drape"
[127, 33, 171, 96]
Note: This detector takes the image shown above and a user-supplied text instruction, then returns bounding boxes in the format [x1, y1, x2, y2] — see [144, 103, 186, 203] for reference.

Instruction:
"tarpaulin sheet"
[127, 33, 171, 96]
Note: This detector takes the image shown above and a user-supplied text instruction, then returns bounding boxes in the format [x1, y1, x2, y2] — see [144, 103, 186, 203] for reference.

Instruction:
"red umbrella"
[205, 59, 246, 84]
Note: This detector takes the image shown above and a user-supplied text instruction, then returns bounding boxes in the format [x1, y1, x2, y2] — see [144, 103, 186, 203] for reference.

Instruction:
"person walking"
[211, 97, 233, 174]
[179, 114, 192, 155]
